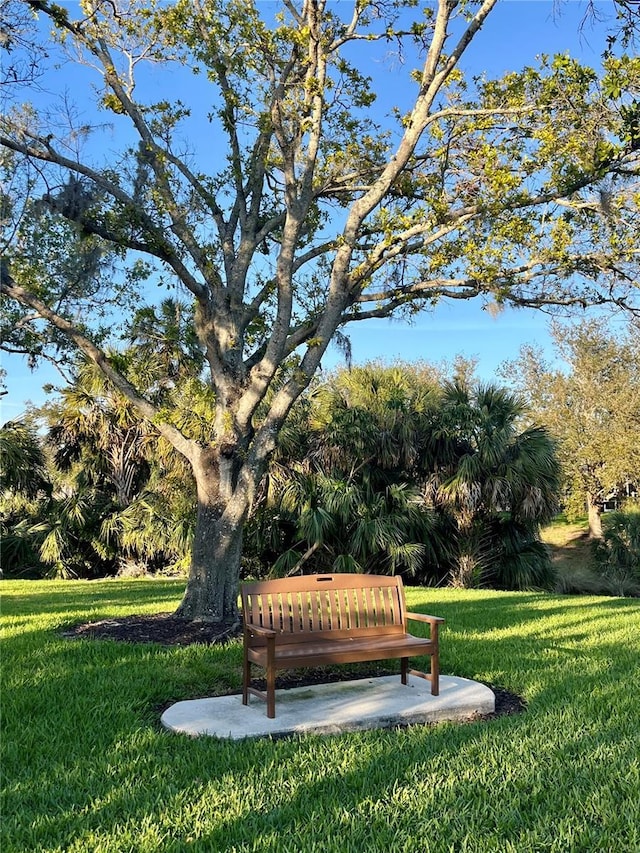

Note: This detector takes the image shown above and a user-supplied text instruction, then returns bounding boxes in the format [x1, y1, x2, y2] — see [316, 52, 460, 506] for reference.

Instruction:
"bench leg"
[266, 662, 276, 718]
[242, 654, 250, 706]
[401, 657, 408, 685]
[431, 651, 439, 696]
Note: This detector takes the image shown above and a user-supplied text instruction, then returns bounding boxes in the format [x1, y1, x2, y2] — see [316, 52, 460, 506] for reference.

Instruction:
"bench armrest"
[244, 623, 277, 639]
[406, 612, 445, 626]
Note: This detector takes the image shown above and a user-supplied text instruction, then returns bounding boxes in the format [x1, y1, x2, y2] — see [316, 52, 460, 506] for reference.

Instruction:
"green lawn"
[2, 579, 639, 852]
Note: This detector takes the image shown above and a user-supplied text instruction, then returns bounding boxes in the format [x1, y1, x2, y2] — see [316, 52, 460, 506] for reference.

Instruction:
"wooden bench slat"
[248, 592, 261, 629]
[330, 588, 341, 629]
[334, 588, 343, 628]
[326, 588, 337, 630]
[378, 586, 388, 625]
[317, 589, 327, 630]
[309, 589, 321, 631]
[353, 587, 364, 628]
[377, 588, 385, 625]
[288, 591, 299, 633]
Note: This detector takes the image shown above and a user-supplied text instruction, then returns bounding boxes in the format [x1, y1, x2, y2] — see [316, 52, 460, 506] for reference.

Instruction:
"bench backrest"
[241, 574, 408, 644]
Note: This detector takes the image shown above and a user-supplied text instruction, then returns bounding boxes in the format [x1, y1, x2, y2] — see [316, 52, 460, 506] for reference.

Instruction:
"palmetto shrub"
[594, 503, 640, 596]
[248, 366, 559, 590]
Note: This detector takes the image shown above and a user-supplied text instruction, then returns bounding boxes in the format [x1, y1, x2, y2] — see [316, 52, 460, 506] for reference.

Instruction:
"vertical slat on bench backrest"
[354, 586, 367, 628]
[327, 587, 339, 629]
[277, 591, 288, 632]
[262, 593, 276, 630]
[250, 592, 268, 627]
[284, 591, 293, 632]
[267, 592, 278, 631]
[276, 592, 285, 631]
[330, 588, 341, 629]
[390, 585, 400, 624]
[383, 585, 394, 625]
[318, 588, 329, 629]
[345, 588, 357, 629]
[309, 589, 321, 631]
[340, 588, 350, 629]
[329, 588, 338, 629]
[369, 586, 380, 626]
[355, 588, 363, 628]
[308, 589, 318, 631]
[393, 583, 404, 624]
[296, 590, 306, 632]
[363, 585, 375, 627]
[334, 587, 344, 628]
[331, 589, 343, 629]
[284, 591, 293, 633]
[328, 587, 338, 628]
[336, 588, 345, 629]
[290, 590, 304, 633]
[381, 584, 393, 626]
[341, 587, 350, 628]
[385, 584, 400, 625]
[344, 589, 360, 631]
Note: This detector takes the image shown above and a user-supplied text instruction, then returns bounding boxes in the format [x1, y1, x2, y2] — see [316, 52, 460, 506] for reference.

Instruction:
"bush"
[593, 503, 640, 596]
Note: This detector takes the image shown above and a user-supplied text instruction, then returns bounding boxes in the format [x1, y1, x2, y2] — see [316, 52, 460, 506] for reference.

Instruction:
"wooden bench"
[241, 573, 444, 718]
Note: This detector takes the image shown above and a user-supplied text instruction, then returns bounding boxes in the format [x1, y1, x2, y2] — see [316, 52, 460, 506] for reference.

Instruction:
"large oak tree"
[1, 0, 639, 621]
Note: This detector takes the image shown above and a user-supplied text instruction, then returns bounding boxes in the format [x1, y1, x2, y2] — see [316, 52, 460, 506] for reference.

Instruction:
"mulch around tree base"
[63, 612, 242, 646]
[62, 613, 526, 721]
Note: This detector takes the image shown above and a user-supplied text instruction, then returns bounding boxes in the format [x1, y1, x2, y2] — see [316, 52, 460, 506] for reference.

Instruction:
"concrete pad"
[161, 675, 495, 739]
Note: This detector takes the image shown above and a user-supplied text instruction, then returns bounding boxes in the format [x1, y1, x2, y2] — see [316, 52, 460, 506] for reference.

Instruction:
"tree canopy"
[1, 0, 639, 620]
[502, 317, 640, 538]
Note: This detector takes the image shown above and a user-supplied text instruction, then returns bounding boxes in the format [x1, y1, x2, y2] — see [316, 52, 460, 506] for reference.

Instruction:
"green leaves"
[248, 363, 557, 589]
[620, 101, 640, 150]
[503, 318, 640, 538]
[0, 419, 49, 498]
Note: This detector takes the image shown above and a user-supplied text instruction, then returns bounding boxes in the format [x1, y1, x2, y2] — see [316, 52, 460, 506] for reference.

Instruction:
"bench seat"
[246, 632, 436, 669]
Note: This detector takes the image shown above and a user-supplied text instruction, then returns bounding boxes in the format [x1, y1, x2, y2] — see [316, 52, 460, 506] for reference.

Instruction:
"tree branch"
[1, 262, 198, 463]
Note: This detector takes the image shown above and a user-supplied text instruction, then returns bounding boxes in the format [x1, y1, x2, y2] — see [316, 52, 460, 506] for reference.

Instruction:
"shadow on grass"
[0, 578, 186, 620]
[548, 529, 592, 552]
[3, 584, 639, 851]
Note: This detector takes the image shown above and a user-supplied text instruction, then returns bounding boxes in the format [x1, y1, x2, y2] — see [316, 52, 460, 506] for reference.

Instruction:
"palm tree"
[2, 303, 208, 578]
[31, 489, 114, 579]
[424, 381, 560, 589]
[38, 328, 209, 576]
[249, 366, 560, 590]
[45, 359, 156, 508]
[0, 419, 51, 576]
[270, 472, 438, 578]
[0, 419, 49, 497]
[250, 364, 444, 580]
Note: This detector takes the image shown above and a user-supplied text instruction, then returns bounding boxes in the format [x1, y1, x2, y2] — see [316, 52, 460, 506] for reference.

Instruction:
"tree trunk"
[175, 449, 252, 624]
[587, 494, 603, 540]
[174, 500, 244, 623]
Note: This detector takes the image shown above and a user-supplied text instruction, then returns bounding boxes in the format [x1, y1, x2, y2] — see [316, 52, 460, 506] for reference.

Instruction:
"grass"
[2, 578, 640, 852]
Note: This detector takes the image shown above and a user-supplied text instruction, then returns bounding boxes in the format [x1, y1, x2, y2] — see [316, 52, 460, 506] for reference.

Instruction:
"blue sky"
[0, 1, 621, 421]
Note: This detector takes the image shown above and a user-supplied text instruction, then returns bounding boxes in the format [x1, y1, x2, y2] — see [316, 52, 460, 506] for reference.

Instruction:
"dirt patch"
[62, 612, 241, 646]
[62, 613, 526, 720]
